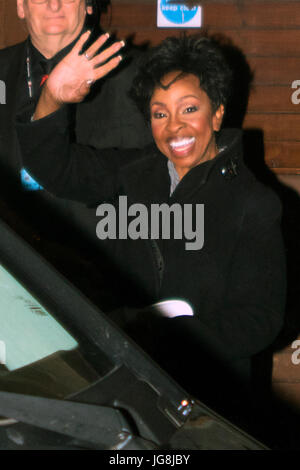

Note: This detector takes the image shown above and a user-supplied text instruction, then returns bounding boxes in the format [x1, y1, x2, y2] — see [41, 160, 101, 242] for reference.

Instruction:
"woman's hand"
[34, 31, 124, 120]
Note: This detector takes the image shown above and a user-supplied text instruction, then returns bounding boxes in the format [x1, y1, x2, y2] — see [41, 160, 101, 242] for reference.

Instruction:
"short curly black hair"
[130, 34, 232, 122]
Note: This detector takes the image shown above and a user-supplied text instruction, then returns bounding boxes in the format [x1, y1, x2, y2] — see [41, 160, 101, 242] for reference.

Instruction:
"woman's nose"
[166, 114, 185, 133]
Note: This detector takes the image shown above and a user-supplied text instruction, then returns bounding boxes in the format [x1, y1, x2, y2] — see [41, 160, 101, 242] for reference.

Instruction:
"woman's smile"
[168, 136, 196, 156]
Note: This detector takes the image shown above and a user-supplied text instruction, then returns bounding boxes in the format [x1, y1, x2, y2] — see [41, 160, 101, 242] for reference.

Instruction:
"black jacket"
[17, 108, 286, 411]
[0, 40, 152, 244]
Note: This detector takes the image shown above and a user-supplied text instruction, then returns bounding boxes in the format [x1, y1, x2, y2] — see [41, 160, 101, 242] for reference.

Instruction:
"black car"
[0, 217, 266, 450]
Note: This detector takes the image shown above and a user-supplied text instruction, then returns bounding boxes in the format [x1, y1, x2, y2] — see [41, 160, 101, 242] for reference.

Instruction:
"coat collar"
[122, 128, 244, 204]
[172, 128, 243, 198]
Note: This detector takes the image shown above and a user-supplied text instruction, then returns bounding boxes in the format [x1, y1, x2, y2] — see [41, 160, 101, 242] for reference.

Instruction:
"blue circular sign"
[160, 0, 198, 24]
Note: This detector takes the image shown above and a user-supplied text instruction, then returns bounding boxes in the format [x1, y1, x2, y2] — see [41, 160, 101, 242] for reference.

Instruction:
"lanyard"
[25, 41, 49, 99]
[26, 43, 33, 99]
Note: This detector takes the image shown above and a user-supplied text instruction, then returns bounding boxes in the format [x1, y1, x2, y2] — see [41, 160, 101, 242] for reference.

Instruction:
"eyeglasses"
[31, 0, 77, 4]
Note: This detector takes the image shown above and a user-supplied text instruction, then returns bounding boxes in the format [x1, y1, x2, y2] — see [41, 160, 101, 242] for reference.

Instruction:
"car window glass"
[0, 263, 78, 372]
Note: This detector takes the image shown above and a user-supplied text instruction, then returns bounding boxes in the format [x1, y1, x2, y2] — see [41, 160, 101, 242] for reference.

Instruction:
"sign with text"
[157, 0, 202, 28]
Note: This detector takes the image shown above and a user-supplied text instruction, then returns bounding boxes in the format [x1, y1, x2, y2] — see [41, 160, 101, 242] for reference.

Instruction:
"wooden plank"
[248, 57, 300, 85]
[101, 3, 156, 31]
[243, 114, 300, 142]
[107, 28, 300, 57]
[0, 0, 5, 49]
[273, 349, 300, 382]
[247, 86, 298, 113]
[202, 3, 243, 29]
[244, 2, 300, 28]
[105, 27, 183, 46]
[264, 142, 300, 169]
[271, 168, 300, 175]
[199, 29, 300, 57]
[3, 0, 27, 47]
[200, 27, 300, 58]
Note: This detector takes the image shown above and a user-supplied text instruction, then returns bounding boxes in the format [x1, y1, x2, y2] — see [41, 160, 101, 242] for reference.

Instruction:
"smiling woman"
[16, 34, 286, 428]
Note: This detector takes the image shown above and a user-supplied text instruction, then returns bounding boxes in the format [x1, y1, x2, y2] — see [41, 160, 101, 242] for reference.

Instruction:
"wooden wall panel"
[1, 0, 299, 173]
[107, 27, 300, 57]
[247, 86, 295, 113]
[244, 114, 300, 141]
[247, 57, 300, 85]
[1, 1, 27, 48]
[265, 143, 300, 174]
[220, 30, 300, 57]
[0, 0, 5, 49]
[243, 2, 300, 28]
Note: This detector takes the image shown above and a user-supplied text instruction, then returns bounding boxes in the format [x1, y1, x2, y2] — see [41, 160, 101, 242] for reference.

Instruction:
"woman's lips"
[169, 137, 195, 155]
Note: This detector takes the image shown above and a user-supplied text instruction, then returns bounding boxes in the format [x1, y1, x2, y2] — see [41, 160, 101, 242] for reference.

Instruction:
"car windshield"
[0, 262, 105, 398]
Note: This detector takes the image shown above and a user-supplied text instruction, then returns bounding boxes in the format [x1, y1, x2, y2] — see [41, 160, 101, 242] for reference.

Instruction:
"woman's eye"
[184, 106, 198, 114]
[152, 112, 166, 119]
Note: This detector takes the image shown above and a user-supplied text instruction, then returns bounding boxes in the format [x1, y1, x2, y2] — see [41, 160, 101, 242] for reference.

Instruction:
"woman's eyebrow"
[151, 94, 200, 107]
[178, 94, 200, 102]
[151, 101, 166, 107]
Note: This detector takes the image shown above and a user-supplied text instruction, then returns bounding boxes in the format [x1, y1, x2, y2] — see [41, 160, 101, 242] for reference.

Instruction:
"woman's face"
[150, 71, 224, 180]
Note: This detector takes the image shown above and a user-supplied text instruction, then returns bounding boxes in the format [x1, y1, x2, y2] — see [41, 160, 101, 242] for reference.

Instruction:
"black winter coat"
[17, 109, 286, 419]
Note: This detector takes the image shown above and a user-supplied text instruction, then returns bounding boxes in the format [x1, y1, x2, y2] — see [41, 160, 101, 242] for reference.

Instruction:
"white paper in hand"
[149, 299, 194, 318]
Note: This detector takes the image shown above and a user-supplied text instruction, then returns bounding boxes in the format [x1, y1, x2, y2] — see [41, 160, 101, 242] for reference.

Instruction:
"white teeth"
[169, 137, 195, 149]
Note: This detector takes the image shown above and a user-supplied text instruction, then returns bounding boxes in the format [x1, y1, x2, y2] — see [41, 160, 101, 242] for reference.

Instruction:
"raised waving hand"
[34, 32, 124, 120]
